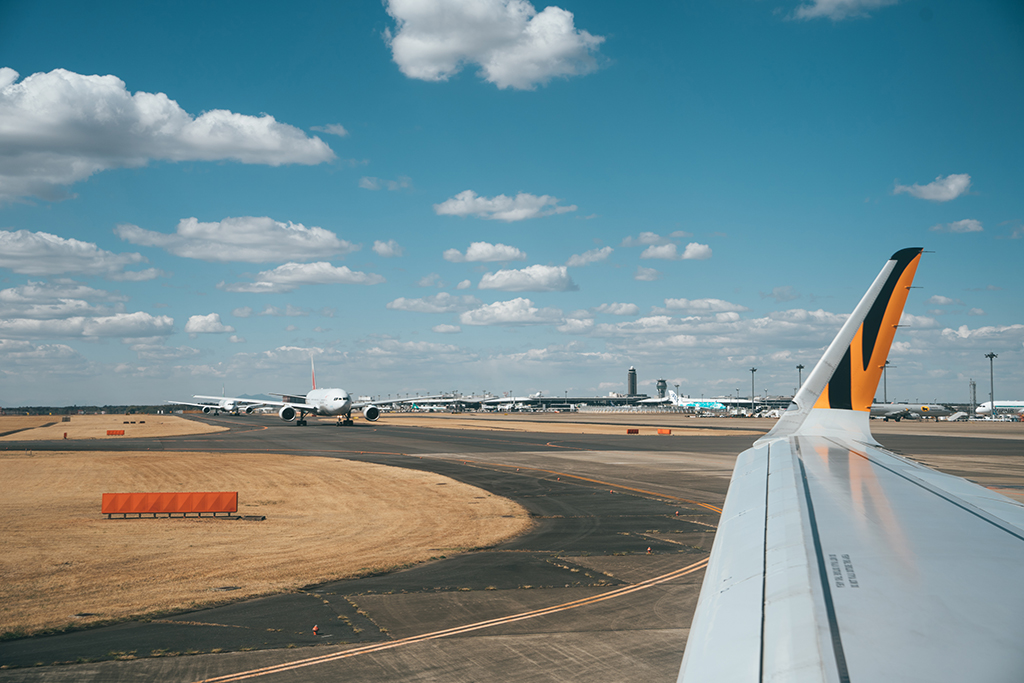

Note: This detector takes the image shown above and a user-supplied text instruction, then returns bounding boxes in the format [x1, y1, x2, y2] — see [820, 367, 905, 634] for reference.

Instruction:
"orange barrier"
[106, 429, 125, 436]
[102, 491, 238, 518]
[626, 428, 639, 434]
[657, 429, 672, 435]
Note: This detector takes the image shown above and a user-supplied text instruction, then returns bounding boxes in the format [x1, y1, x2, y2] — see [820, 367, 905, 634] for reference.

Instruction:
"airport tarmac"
[1, 415, 1021, 682]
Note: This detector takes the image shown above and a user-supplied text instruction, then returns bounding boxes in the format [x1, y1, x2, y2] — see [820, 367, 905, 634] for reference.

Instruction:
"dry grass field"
[0, 450, 530, 637]
[380, 412, 766, 436]
[0, 414, 225, 441]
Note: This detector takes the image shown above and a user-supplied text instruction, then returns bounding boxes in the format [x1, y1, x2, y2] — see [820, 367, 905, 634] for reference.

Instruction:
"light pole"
[986, 352, 997, 413]
[749, 367, 757, 412]
[882, 360, 895, 403]
[796, 364, 805, 390]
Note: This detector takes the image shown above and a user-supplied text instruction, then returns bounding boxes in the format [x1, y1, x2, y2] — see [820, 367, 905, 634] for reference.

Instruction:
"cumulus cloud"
[0, 67, 334, 202]
[386, 293, 482, 313]
[418, 273, 444, 288]
[557, 317, 594, 334]
[233, 307, 253, 318]
[432, 324, 461, 334]
[621, 232, 670, 247]
[456, 279, 472, 290]
[681, 242, 712, 260]
[217, 262, 385, 293]
[373, 239, 404, 257]
[930, 219, 983, 233]
[640, 243, 678, 260]
[566, 246, 612, 267]
[258, 304, 309, 317]
[311, 123, 349, 137]
[115, 216, 356, 263]
[663, 298, 749, 315]
[594, 303, 639, 316]
[434, 190, 576, 221]
[359, 176, 411, 191]
[383, 0, 605, 90]
[478, 264, 577, 291]
[459, 297, 562, 325]
[894, 173, 971, 202]
[443, 241, 526, 262]
[941, 323, 1024, 341]
[926, 295, 959, 306]
[635, 266, 660, 281]
[0, 229, 162, 280]
[793, 0, 899, 21]
[228, 335, 246, 343]
[0, 311, 173, 339]
[184, 313, 235, 335]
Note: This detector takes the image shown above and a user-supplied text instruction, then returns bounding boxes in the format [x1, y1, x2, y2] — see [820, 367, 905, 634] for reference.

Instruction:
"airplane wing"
[351, 394, 448, 409]
[678, 248, 1024, 682]
[165, 400, 220, 410]
[192, 395, 265, 405]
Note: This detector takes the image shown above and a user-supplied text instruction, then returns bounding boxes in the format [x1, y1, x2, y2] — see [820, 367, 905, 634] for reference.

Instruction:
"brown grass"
[0, 414, 226, 441]
[0, 450, 530, 637]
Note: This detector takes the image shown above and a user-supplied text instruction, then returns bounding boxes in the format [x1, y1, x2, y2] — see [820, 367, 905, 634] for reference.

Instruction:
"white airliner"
[636, 390, 729, 411]
[188, 360, 442, 426]
[976, 400, 1024, 416]
[166, 396, 265, 415]
[679, 248, 1024, 681]
[869, 401, 953, 421]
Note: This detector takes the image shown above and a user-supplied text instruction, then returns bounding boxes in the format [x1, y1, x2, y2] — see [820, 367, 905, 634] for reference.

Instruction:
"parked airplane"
[869, 401, 953, 421]
[636, 390, 730, 411]
[976, 399, 1024, 416]
[166, 396, 265, 415]
[679, 248, 1024, 681]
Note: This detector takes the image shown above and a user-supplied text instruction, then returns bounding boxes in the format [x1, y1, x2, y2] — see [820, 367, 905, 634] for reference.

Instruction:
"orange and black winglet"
[814, 248, 923, 412]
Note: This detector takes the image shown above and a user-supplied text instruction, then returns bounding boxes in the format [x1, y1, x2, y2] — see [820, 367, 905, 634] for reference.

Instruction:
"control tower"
[627, 366, 638, 396]
[656, 379, 668, 399]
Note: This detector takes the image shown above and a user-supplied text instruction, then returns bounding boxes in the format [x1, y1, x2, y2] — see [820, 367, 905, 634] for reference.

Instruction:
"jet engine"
[362, 405, 380, 422]
[279, 405, 296, 422]
[244, 405, 256, 414]
[202, 406, 214, 414]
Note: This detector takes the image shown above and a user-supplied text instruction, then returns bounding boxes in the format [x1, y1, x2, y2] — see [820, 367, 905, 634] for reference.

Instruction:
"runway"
[1, 416, 1021, 682]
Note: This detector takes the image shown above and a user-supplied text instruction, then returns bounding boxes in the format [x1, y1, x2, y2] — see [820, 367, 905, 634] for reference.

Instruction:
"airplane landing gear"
[296, 418, 308, 426]
[337, 417, 354, 426]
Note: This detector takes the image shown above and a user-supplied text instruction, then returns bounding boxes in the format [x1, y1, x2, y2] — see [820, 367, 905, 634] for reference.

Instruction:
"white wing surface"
[678, 248, 1024, 682]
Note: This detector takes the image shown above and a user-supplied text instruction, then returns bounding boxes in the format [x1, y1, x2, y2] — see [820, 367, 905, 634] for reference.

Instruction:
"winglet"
[310, 353, 316, 391]
[757, 248, 923, 444]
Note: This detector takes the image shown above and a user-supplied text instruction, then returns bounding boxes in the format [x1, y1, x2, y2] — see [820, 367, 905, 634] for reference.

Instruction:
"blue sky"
[0, 0, 1021, 406]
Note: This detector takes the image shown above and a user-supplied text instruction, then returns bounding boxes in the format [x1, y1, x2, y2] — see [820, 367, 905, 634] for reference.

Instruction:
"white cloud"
[594, 303, 639, 316]
[311, 123, 349, 137]
[383, 0, 604, 90]
[968, 308, 985, 316]
[233, 307, 253, 318]
[663, 298, 749, 314]
[0, 229, 155, 279]
[941, 323, 1024, 341]
[635, 266, 660, 281]
[898, 313, 938, 328]
[434, 190, 576, 221]
[681, 242, 712, 260]
[359, 176, 411, 191]
[640, 243, 678, 260]
[386, 293, 482, 313]
[418, 273, 444, 288]
[258, 304, 309, 317]
[894, 173, 971, 202]
[373, 239, 404, 257]
[557, 318, 594, 334]
[0, 311, 174, 339]
[794, 0, 899, 21]
[459, 297, 562, 325]
[217, 262, 385, 293]
[478, 264, 577, 291]
[566, 246, 612, 266]
[115, 216, 356, 263]
[185, 313, 235, 335]
[456, 279, 472, 290]
[0, 67, 334, 202]
[0, 280, 125, 305]
[432, 324, 461, 334]
[228, 335, 246, 343]
[621, 232, 670, 247]
[926, 295, 958, 306]
[444, 241, 526, 262]
[930, 219, 983, 233]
